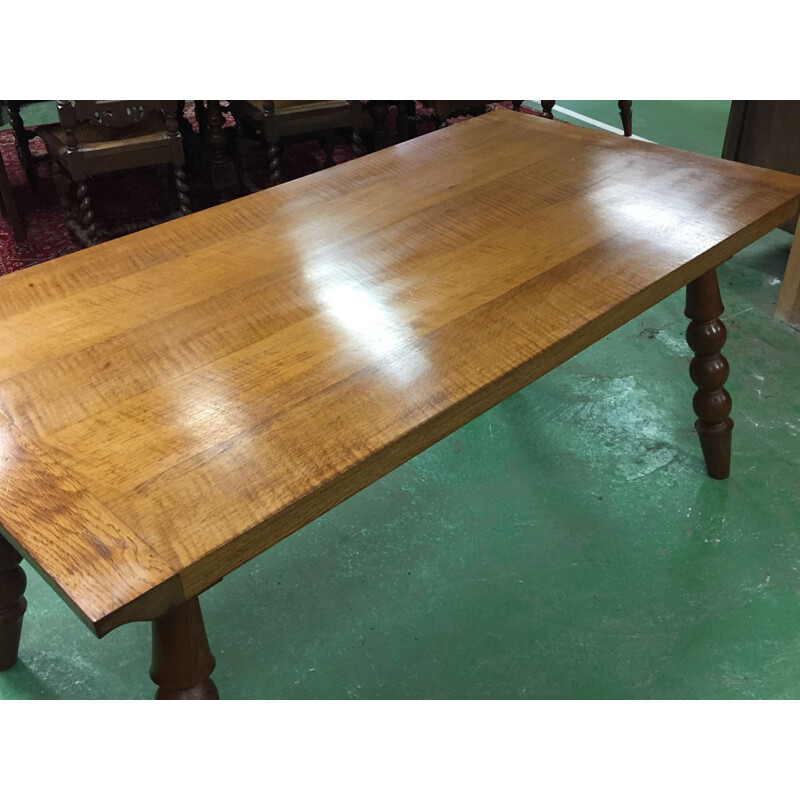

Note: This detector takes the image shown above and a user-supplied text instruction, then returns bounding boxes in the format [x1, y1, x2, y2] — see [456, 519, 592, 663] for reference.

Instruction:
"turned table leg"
[541, 101, 556, 120]
[685, 269, 733, 479]
[0, 534, 27, 670]
[618, 101, 633, 137]
[150, 596, 219, 700]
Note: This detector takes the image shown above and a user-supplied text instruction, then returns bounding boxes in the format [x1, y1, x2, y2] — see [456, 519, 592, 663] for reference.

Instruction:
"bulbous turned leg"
[685, 269, 733, 479]
[541, 100, 556, 119]
[0, 535, 27, 670]
[150, 596, 219, 700]
[618, 100, 633, 136]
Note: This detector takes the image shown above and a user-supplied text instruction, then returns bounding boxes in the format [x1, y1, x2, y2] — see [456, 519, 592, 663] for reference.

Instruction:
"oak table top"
[1, 109, 800, 643]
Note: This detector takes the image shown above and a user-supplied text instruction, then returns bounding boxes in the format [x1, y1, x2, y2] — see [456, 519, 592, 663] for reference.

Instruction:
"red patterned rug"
[0, 101, 542, 275]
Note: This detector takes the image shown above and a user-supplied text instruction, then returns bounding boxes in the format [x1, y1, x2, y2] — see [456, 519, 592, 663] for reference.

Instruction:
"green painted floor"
[3, 101, 800, 700]
[0, 101, 58, 131]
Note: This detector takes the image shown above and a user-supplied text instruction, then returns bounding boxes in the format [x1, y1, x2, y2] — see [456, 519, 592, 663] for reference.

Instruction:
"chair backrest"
[55, 101, 181, 152]
[58, 101, 170, 129]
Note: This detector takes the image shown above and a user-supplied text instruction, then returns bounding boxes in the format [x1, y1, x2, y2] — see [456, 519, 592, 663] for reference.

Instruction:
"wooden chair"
[0, 150, 25, 241]
[37, 101, 190, 246]
[229, 101, 365, 187]
[422, 101, 524, 129]
[422, 101, 634, 137]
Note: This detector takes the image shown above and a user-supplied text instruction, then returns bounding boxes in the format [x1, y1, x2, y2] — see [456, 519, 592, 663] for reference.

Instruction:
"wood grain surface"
[776, 233, 800, 326]
[1, 109, 799, 635]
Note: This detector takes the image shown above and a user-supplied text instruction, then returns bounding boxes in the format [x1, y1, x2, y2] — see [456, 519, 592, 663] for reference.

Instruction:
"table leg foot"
[618, 101, 633, 136]
[685, 269, 733, 479]
[0, 535, 27, 670]
[150, 596, 219, 700]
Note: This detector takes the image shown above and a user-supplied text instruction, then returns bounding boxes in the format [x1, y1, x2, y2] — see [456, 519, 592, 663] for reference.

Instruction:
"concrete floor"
[2, 101, 799, 700]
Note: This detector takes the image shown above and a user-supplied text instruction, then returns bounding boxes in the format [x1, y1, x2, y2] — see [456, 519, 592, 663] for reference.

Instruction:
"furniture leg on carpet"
[6, 102, 39, 191]
[0, 151, 25, 241]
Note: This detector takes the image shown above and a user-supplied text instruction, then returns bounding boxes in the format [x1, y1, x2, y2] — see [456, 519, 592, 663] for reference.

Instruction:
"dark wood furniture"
[366, 101, 418, 150]
[722, 101, 800, 235]
[1, 110, 799, 698]
[541, 101, 633, 136]
[722, 102, 800, 326]
[0, 151, 25, 241]
[186, 101, 239, 198]
[3, 102, 40, 191]
[37, 101, 190, 246]
[422, 101, 524, 129]
[229, 101, 365, 187]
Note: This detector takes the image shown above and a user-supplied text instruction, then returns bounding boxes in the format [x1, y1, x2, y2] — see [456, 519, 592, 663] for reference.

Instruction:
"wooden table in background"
[1, 110, 799, 697]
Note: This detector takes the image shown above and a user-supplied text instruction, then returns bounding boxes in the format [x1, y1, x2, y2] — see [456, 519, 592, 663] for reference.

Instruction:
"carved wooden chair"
[37, 101, 190, 246]
[229, 101, 365, 188]
[422, 101, 524, 129]
[0, 150, 25, 241]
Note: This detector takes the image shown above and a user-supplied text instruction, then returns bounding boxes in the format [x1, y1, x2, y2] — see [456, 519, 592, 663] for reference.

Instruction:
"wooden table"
[1, 110, 799, 699]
